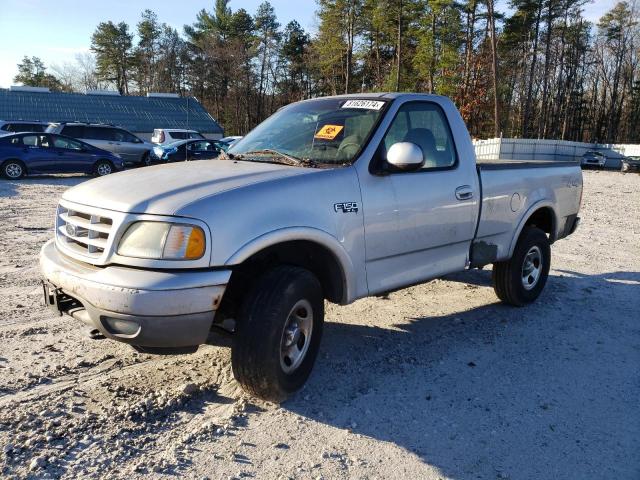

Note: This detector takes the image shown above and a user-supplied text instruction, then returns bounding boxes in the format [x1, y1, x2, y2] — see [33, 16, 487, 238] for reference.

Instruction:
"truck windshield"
[228, 98, 388, 166]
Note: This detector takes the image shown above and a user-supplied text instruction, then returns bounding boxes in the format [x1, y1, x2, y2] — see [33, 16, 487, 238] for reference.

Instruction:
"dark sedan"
[0, 133, 124, 179]
[152, 139, 222, 163]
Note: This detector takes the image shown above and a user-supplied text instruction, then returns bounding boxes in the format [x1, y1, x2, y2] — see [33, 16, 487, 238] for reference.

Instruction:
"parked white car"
[151, 129, 205, 145]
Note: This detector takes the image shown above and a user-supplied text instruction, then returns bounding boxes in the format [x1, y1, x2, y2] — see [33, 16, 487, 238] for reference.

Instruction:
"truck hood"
[62, 160, 315, 215]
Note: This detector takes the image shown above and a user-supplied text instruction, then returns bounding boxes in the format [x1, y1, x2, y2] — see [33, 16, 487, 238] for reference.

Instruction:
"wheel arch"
[94, 157, 114, 165]
[508, 202, 557, 258]
[222, 228, 355, 311]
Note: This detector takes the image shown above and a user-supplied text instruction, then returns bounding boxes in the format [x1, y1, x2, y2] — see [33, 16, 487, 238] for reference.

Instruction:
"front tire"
[142, 152, 151, 167]
[2, 160, 25, 179]
[232, 266, 324, 402]
[94, 160, 114, 176]
[492, 226, 551, 306]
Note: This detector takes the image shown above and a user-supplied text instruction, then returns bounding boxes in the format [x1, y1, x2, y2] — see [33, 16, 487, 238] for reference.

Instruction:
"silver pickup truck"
[40, 93, 582, 400]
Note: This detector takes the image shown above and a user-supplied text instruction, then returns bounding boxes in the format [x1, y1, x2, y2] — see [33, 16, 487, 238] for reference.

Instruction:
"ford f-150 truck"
[40, 93, 582, 400]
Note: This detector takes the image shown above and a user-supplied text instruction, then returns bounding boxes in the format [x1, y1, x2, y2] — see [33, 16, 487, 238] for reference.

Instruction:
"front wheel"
[492, 226, 551, 306]
[142, 152, 151, 167]
[94, 160, 114, 176]
[232, 266, 324, 402]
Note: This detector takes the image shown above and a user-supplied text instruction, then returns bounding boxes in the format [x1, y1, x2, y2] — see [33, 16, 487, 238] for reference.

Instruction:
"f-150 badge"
[334, 202, 359, 214]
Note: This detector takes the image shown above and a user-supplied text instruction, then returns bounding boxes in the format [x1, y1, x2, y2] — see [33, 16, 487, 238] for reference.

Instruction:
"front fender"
[225, 226, 359, 304]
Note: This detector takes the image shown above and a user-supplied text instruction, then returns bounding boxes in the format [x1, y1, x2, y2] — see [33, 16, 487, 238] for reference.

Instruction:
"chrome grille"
[56, 204, 113, 258]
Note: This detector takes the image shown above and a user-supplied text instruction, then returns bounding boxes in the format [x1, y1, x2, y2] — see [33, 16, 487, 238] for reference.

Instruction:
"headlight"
[153, 146, 164, 158]
[117, 222, 206, 260]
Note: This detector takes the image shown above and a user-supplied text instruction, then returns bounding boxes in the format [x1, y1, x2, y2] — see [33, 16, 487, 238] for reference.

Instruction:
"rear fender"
[508, 201, 557, 258]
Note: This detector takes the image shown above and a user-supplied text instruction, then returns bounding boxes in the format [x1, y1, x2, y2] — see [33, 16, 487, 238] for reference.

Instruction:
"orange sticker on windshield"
[314, 125, 344, 140]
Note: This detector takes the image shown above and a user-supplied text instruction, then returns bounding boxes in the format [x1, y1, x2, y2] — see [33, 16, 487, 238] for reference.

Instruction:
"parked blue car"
[0, 132, 124, 179]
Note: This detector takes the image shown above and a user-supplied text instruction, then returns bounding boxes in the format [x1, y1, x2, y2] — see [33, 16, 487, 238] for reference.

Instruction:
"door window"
[61, 126, 86, 138]
[84, 127, 114, 141]
[22, 135, 51, 147]
[171, 132, 188, 140]
[16, 124, 46, 132]
[382, 102, 456, 170]
[114, 129, 140, 143]
[188, 141, 215, 152]
[188, 132, 205, 139]
[53, 136, 84, 150]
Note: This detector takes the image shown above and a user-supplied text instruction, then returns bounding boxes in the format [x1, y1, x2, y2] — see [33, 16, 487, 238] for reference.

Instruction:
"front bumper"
[40, 239, 230, 348]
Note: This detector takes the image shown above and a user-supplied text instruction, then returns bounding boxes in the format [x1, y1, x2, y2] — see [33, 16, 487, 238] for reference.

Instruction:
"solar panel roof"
[0, 89, 223, 134]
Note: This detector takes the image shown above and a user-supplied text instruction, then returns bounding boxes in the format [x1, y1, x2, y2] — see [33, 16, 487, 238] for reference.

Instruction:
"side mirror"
[386, 142, 425, 171]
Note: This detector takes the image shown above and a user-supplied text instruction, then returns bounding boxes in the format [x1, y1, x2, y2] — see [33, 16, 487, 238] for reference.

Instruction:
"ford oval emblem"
[66, 224, 77, 236]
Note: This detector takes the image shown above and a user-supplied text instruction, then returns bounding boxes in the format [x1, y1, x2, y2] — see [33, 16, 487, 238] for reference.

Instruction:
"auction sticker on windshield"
[315, 124, 344, 140]
[341, 100, 385, 110]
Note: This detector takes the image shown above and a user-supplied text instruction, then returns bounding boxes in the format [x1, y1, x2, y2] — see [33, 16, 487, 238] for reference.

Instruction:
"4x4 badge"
[334, 202, 359, 214]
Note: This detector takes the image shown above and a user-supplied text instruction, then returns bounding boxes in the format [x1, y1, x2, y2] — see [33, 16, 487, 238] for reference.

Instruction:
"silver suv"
[46, 123, 153, 167]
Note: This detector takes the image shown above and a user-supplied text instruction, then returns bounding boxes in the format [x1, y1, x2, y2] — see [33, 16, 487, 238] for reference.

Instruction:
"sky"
[0, 0, 620, 89]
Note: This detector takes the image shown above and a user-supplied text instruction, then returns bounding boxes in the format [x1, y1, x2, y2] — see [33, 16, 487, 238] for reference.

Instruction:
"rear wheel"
[94, 160, 113, 177]
[2, 160, 25, 179]
[492, 226, 551, 306]
[232, 265, 324, 402]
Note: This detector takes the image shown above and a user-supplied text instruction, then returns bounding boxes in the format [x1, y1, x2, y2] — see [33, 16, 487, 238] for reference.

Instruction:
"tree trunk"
[396, 0, 403, 91]
[486, 0, 501, 138]
[522, 1, 543, 138]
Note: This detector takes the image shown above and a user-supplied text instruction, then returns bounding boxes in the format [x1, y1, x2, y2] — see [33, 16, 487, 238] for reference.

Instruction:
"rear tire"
[492, 226, 551, 306]
[2, 160, 25, 179]
[232, 265, 324, 402]
[94, 160, 114, 177]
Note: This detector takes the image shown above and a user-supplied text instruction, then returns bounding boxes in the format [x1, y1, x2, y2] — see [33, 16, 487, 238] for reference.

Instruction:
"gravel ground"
[0, 170, 638, 480]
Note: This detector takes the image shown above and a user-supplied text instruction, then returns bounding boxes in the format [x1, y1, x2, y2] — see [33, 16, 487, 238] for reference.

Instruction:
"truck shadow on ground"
[284, 270, 639, 479]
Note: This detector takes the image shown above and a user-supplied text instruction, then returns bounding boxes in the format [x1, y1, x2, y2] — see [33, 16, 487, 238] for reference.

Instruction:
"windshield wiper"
[235, 149, 319, 168]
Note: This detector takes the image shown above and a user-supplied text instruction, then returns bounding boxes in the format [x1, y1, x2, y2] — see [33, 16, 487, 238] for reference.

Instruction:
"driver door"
[359, 101, 479, 294]
[51, 135, 91, 173]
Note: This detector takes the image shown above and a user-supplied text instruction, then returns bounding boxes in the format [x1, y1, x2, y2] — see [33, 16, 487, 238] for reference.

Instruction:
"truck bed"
[471, 159, 583, 266]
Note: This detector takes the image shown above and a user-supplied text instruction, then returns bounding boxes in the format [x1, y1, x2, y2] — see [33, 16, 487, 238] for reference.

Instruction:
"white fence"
[473, 138, 640, 168]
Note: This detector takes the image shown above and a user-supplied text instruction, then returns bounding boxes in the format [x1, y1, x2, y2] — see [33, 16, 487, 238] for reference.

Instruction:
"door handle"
[455, 185, 474, 201]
